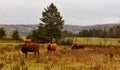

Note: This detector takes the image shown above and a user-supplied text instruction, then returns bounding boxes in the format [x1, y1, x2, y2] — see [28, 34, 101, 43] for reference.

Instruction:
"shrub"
[59, 38, 73, 45]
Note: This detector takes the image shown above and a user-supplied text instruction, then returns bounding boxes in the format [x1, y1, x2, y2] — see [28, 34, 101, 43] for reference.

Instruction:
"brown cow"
[71, 43, 84, 50]
[47, 43, 57, 53]
[19, 43, 40, 57]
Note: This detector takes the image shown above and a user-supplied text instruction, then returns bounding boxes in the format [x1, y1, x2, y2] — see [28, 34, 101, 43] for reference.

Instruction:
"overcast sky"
[0, 0, 120, 26]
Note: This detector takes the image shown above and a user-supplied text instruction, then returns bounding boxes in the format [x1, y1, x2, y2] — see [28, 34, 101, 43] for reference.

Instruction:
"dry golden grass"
[0, 37, 120, 70]
[0, 42, 120, 70]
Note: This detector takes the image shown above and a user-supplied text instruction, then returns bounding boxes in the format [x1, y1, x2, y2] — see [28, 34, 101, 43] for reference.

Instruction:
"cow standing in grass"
[47, 43, 57, 53]
[20, 43, 40, 57]
[18, 39, 40, 57]
[71, 43, 84, 50]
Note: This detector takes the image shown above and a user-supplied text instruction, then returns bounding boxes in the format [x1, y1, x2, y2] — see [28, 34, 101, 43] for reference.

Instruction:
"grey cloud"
[0, 0, 120, 25]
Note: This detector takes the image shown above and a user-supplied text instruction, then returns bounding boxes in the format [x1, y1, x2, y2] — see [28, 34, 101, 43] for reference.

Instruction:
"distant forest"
[63, 24, 120, 38]
[78, 25, 120, 38]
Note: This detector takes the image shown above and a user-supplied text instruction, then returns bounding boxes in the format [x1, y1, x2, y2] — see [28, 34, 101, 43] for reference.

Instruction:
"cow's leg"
[25, 52, 27, 58]
[37, 51, 39, 55]
[34, 51, 36, 56]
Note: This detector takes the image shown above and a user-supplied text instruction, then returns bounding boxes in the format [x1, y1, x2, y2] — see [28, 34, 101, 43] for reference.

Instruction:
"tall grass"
[0, 37, 120, 70]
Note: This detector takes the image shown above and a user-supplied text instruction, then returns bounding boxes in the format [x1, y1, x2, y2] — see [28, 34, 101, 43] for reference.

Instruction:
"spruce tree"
[40, 3, 64, 43]
[0, 27, 6, 39]
[12, 29, 20, 40]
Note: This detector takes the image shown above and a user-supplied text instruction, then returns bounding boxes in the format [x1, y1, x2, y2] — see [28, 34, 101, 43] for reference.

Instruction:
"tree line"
[78, 25, 120, 38]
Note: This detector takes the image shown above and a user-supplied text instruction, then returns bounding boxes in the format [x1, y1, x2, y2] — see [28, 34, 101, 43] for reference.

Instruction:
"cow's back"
[71, 43, 84, 49]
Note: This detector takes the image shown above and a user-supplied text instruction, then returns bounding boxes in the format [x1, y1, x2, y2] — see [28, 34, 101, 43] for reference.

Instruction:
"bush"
[59, 38, 73, 45]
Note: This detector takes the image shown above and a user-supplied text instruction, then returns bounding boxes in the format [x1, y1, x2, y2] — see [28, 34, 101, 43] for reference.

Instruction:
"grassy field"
[72, 37, 120, 46]
[0, 37, 120, 70]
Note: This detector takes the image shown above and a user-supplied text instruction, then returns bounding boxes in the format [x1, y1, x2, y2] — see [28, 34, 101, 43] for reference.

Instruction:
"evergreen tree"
[88, 29, 93, 37]
[30, 3, 64, 43]
[114, 25, 120, 37]
[12, 29, 20, 40]
[108, 25, 120, 38]
[108, 28, 113, 37]
[79, 30, 91, 37]
[62, 30, 76, 37]
[40, 3, 64, 43]
[30, 29, 38, 42]
[29, 23, 50, 43]
[101, 28, 108, 38]
[0, 27, 6, 39]
[37, 23, 49, 42]
[114, 25, 120, 38]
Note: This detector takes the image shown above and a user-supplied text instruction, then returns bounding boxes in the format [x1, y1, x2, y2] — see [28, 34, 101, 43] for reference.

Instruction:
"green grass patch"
[73, 37, 120, 47]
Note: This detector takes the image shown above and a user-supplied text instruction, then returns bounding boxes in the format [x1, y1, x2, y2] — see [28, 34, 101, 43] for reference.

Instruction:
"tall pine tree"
[40, 3, 64, 43]
[29, 3, 64, 43]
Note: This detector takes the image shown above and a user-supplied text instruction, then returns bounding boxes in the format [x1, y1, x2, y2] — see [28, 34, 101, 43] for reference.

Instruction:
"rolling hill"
[0, 23, 119, 35]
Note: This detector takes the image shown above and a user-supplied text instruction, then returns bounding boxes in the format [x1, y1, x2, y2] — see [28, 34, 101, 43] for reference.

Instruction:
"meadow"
[0, 37, 120, 70]
[72, 37, 120, 47]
